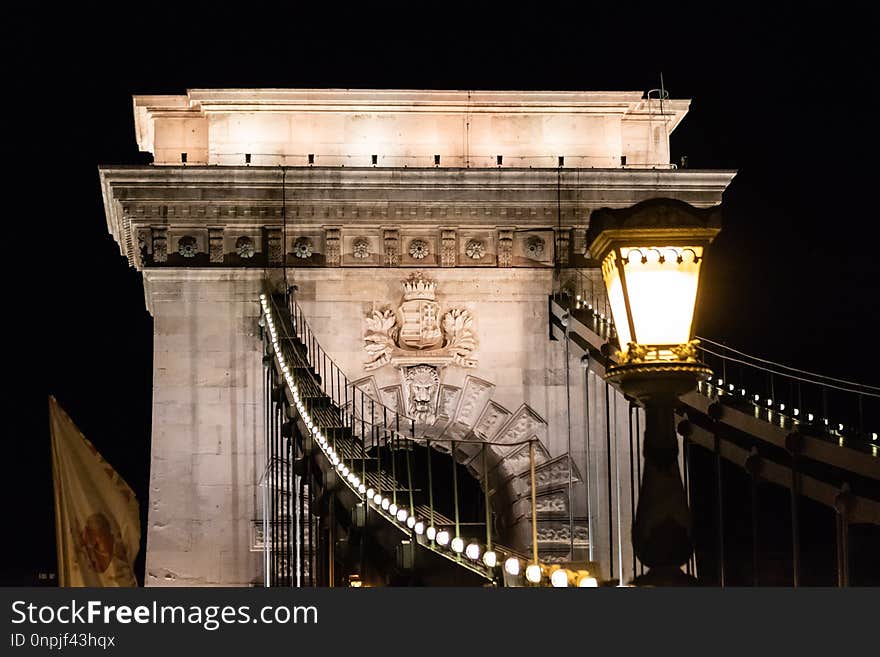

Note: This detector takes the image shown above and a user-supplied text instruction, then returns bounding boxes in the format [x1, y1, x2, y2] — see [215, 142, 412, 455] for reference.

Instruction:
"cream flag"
[49, 396, 140, 586]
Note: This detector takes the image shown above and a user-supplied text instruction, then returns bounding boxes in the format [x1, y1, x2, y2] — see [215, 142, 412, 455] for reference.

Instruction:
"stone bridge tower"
[100, 89, 735, 585]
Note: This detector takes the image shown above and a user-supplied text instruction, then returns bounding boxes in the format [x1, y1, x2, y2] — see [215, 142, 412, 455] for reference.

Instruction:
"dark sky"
[4, 4, 877, 584]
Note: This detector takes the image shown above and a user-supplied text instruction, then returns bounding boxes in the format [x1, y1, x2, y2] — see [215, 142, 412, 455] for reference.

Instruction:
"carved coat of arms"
[363, 274, 478, 372]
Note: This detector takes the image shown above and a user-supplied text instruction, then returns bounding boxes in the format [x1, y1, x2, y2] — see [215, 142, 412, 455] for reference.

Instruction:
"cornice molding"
[100, 167, 736, 269]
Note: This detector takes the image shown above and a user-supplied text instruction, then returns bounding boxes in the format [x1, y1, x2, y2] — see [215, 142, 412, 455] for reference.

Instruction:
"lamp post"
[586, 198, 722, 585]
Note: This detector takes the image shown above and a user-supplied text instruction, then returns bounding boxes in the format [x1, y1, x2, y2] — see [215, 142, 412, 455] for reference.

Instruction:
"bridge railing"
[555, 267, 879, 453]
[695, 338, 879, 454]
[260, 291, 579, 587]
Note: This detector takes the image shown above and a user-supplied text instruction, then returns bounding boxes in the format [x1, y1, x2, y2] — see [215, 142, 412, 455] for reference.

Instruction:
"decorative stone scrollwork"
[465, 239, 485, 260]
[235, 236, 255, 259]
[363, 309, 397, 371]
[442, 309, 477, 368]
[409, 239, 429, 260]
[538, 553, 570, 564]
[537, 523, 589, 543]
[526, 236, 545, 259]
[178, 235, 197, 258]
[151, 227, 168, 263]
[455, 377, 494, 425]
[441, 230, 456, 267]
[383, 229, 400, 267]
[266, 228, 282, 265]
[535, 492, 567, 513]
[498, 229, 513, 267]
[534, 457, 579, 488]
[208, 227, 224, 263]
[293, 237, 313, 259]
[474, 402, 510, 440]
[555, 229, 570, 266]
[353, 238, 370, 259]
[362, 273, 478, 371]
[325, 228, 340, 266]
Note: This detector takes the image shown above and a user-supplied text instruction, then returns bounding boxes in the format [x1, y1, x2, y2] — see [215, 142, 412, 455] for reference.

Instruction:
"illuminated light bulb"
[551, 569, 569, 588]
[741, 388, 746, 396]
[525, 564, 542, 584]
[426, 526, 437, 541]
[407, 515, 416, 529]
[838, 423, 844, 431]
[358, 484, 366, 494]
[389, 503, 398, 516]
[766, 399, 772, 407]
[259, 293, 266, 300]
[373, 493, 382, 505]
[483, 551, 497, 568]
[451, 537, 464, 553]
[717, 378, 723, 387]
[504, 557, 520, 577]
[793, 408, 800, 417]
[872, 433, 878, 441]
[577, 575, 598, 588]
[754, 394, 760, 402]
[414, 521, 425, 535]
[366, 488, 375, 499]
[576, 294, 581, 301]
[824, 418, 829, 426]
[342, 465, 350, 477]
[729, 384, 735, 392]
[465, 542, 481, 560]
[396, 508, 408, 523]
[779, 403, 785, 411]
[436, 530, 450, 546]
[352, 476, 360, 488]
[336, 462, 345, 473]
[808, 413, 815, 422]
[381, 498, 390, 510]
[347, 473, 356, 484]
[331, 454, 340, 466]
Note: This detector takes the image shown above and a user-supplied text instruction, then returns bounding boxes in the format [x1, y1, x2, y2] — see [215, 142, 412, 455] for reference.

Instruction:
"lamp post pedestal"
[606, 361, 711, 586]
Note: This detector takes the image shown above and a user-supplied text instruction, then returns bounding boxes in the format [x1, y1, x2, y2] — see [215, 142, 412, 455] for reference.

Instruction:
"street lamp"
[587, 198, 721, 585]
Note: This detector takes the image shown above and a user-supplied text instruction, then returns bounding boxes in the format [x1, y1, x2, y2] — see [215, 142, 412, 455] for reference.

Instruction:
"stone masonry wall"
[144, 270, 264, 586]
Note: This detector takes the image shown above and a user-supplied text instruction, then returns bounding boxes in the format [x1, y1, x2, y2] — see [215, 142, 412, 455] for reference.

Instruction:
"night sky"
[4, 5, 877, 584]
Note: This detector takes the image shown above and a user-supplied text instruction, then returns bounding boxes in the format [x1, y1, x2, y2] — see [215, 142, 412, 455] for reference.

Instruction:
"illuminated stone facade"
[101, 89, 735, 585]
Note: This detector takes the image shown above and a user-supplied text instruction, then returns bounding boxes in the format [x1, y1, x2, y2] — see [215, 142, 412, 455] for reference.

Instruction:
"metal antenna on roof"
[648, 72, 669, 110]
[660, 72, 665, 114]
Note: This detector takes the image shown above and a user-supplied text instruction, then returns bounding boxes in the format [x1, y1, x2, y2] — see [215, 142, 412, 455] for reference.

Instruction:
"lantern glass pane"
[620, 246, 703, 348]
[601, 252, 633, 355]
